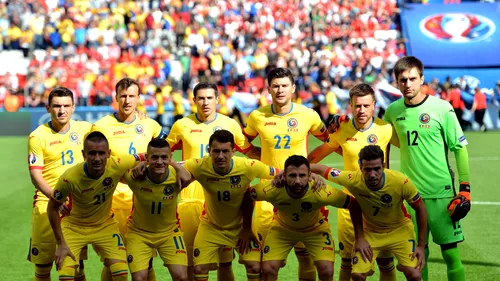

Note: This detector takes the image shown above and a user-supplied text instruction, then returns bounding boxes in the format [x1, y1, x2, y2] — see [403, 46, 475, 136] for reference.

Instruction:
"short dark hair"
[148, 138, 170, 150]
[349, 83, 375, 102]
[84, 131, 109, 150]
[193, 82, 218, 98]
[48, 87, 74, 106]
[285, 155, 310, 172]
[209, 129, 234, 149]
[267, 67, 295, 86]
[115, 78, 141, 96]
[393, 56, 424, 81]
[359, 145, 384, 163]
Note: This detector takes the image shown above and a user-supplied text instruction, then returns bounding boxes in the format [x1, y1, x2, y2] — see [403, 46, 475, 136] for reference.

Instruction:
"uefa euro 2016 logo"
[420, 13, 496, 43]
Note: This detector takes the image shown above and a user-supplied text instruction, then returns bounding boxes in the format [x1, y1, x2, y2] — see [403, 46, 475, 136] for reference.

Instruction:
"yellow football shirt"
[244, 104, 328, 169]
[251, 181, 350, 232]
[52, 155, 140, 226]
[325, 168, 421, 232]
[28, 121, 92, 203]
[123, 166, 180, 233]
[326, 117, 394, 195]
[167, 113, 254, 200]
[183, 156, 278, 230]
[91, 113, 163, 209]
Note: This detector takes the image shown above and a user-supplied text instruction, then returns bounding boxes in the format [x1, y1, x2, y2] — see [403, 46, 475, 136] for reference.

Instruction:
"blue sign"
[425, 68, 500, 91]
[402, 3, 500, 67]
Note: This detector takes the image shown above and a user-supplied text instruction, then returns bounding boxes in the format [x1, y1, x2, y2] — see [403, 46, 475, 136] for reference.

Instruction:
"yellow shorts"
[193, 220, 260, 266]
[179, 199, 233, 266]
[126, 227, 187, 273]
[337, 209, 393, 260]
[263, 223, 335, 262]
[28, 200, 56, 264]
[352, 223, 417, 274]
[60, 218, 127, 268]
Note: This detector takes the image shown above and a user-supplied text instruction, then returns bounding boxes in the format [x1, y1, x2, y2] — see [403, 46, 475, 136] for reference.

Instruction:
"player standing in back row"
[27, 87, 90, 281]
[384, 56, 471, 281]
[243, 67, 329, 281]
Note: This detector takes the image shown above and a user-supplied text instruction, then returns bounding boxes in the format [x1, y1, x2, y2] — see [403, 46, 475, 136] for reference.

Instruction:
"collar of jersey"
[271, 103, 294, 116]
[352, 117, 374, 132]
[113, 112, 136, 124]
[285, 183, 309, 199]
[195, 113, 218, 124]
[48, 121, 71, 134]
[404, 94, 429, 108]
[146, 166, 170, 184]
[212, 159, 234, 176]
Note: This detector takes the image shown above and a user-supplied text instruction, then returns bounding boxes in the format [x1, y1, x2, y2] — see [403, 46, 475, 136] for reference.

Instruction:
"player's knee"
[405, 271, 422, 281]
[316, 264, 333, 280]
[375, 257, 393, 266]
[193, 264, 209, 275]
[351, 273, 367, 281]
[244, 261, 261, 274]
[171, 269, 188, 281]
[131, 271, 148, 281]
[262, 262, 278, 276]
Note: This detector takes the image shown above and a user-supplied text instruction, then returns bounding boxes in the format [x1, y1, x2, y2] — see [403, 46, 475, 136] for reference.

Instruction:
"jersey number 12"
[406, 131, 418, 146]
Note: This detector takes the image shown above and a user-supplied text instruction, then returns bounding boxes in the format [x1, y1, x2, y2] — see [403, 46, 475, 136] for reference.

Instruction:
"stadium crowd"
[0, 0, 405, 110]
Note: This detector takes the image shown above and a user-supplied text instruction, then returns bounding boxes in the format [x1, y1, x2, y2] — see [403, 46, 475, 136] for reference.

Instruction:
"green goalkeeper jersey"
[384, 95, 467, 199]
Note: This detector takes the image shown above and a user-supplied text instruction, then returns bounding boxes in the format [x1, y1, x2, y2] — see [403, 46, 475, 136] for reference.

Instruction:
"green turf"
[2, 132, 500, 280]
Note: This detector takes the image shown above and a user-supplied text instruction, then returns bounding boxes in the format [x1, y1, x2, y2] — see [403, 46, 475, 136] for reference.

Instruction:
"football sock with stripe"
[442, 247, 465, 281]
[58, 266, 75, 281]
[34, 264, 51, 281]
[378, 260, 396, 281]
[422, 246, 430, 281]
[109, 262, 128, 281]
[74, 260, 86, 281]
[247, 272, 261, 281]
[339, 258, 352, 281]
[193, 273, 209, 281]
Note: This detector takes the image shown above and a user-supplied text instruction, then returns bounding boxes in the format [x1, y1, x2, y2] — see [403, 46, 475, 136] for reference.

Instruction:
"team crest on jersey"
[329, 169, 341, 178]
[28, 153, 37, 164]
[419, 113, 430, 124]
[194, 249, 200, 257]
[103, 177, 113, 187]
[367, 134, 378, 145]
[230, 176, 241, 185]
[127, 255, 133, 263]
[339, 242, 344, 250]
[287, 118, 298, 128]
[70, 132, 79, 142]
[250, 188, 257, 200]
[164, 185, 175, 196]
[54, 190, 63, 201]
[135, 124, 145, 134]
[352, 256, 359, 264]
[301, 202, 313, 210]
[31, 247, 39, 256]
[213, 126, 222, 132]
[381, 194, 393, 204]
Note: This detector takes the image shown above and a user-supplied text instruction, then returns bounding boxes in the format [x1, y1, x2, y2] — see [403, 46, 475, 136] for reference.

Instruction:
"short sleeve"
[243, 112, 259, 140]
[249, 183, 269, 202]
[166, 121, 182, 151]
[149, 119, 163, 138]
[383, 106, 392, 124]
[248, 159, 278, 180]
[116, 154, 143, 173]
[308, 110, 328, 140]
[320, 185, 351, 209]
[183, 158, 201, 179]
[229, 119, 253, 153]
[442, 103, 468, 151]
[325, 133, 340, 150]
[52, 175, 71, 203]
[28, 134, 44, 170]
[402, 177, 421, 205]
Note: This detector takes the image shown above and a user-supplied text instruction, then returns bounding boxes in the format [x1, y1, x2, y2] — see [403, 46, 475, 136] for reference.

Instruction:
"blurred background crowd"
[0, 0, 498, 130]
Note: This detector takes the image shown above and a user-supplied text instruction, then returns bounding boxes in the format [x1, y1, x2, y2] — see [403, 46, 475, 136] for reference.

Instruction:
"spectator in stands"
[447, 84, 467, 130]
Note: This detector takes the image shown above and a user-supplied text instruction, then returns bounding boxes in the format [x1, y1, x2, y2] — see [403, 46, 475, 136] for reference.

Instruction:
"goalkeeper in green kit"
[382, 56, 470, 281]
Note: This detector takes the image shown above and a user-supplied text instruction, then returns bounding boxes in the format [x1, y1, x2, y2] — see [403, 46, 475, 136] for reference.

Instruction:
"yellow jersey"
[123, 166, 180, 233]
[183, 156, 278, 230]
[326, 117, 394, 195]
[167, 113, 254, 201]
[52, 155, 140, 226]
[28, 121, 92, 203]
[244, 104, 328, 169]
[250, 181, 350, 232]
[324, 168, 421, 232]
[91, 113, 163, 208]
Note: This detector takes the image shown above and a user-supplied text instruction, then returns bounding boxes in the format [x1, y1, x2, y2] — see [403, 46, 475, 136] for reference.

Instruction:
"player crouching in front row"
[251, 155, 363, 281]
[311, 145, 427, 281]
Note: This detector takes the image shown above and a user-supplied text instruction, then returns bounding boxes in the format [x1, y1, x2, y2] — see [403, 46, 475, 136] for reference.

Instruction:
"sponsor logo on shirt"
[346, 138, 357, 142]
[113, 130, 125, 135]
[367, 134, 378, 145]
[141, 187, 153, 192]
[50, 140, 62, 146]
[82, 188, 94, 193]
[396, 117, 406, 122]
[264, 122, 276, 126]
[190, 129, 202, 133]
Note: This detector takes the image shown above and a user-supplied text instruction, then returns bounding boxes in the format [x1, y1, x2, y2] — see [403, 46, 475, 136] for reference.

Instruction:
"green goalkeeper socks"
[442, 247, 465, 281]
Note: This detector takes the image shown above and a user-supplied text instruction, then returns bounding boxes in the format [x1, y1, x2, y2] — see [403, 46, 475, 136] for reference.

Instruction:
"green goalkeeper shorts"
[405, 198, 465, 245]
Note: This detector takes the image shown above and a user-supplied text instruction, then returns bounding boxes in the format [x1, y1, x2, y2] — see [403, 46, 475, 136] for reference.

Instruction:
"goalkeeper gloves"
[326, 114, 350, 134]
[448, 182, 471, 221]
